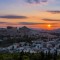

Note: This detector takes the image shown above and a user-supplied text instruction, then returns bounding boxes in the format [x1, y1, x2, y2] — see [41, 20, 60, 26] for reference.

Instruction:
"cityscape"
[0, 26, 60, 54]
[0, 0, 60, 60]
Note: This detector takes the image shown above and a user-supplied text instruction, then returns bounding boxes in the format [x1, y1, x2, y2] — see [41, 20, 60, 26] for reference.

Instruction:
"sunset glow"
[0, 0, 60, 30]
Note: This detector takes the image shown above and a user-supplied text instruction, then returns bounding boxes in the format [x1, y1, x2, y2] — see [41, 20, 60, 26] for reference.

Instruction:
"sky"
[0, 0, 60, 30]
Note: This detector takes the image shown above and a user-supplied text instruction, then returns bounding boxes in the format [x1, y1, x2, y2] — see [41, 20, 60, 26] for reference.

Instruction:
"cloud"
[47, 10, 60, 14]
[25, 0, 48, 4]
[42, 18, 60, 21]
[0, 15, 28, 19]
[19, 22, 57, 25]
[0, 22, 8, 24]
[0, 22, 58, 26]
[0, 22, 14, 25]
[0, 22, 19, 25]
[19, 22, 41, 25]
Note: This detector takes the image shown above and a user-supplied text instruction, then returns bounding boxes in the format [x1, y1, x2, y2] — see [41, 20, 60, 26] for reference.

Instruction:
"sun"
[48, 24, 51, 28]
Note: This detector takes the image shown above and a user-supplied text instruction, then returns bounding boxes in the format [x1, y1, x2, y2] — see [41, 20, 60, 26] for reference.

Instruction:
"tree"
[53, 50, 57, 60]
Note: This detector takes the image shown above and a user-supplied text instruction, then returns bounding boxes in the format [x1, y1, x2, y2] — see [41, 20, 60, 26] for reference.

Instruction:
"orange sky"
[0, 11, 60, 30]
[0, 0, 60, 30]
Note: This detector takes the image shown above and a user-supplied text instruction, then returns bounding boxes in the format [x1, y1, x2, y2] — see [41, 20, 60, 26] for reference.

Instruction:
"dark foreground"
[0, 51, 60, 60]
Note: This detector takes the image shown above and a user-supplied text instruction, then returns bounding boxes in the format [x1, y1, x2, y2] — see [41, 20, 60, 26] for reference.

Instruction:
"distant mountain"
[50, 28, 60, 33]
[19, 26, 31, 32]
